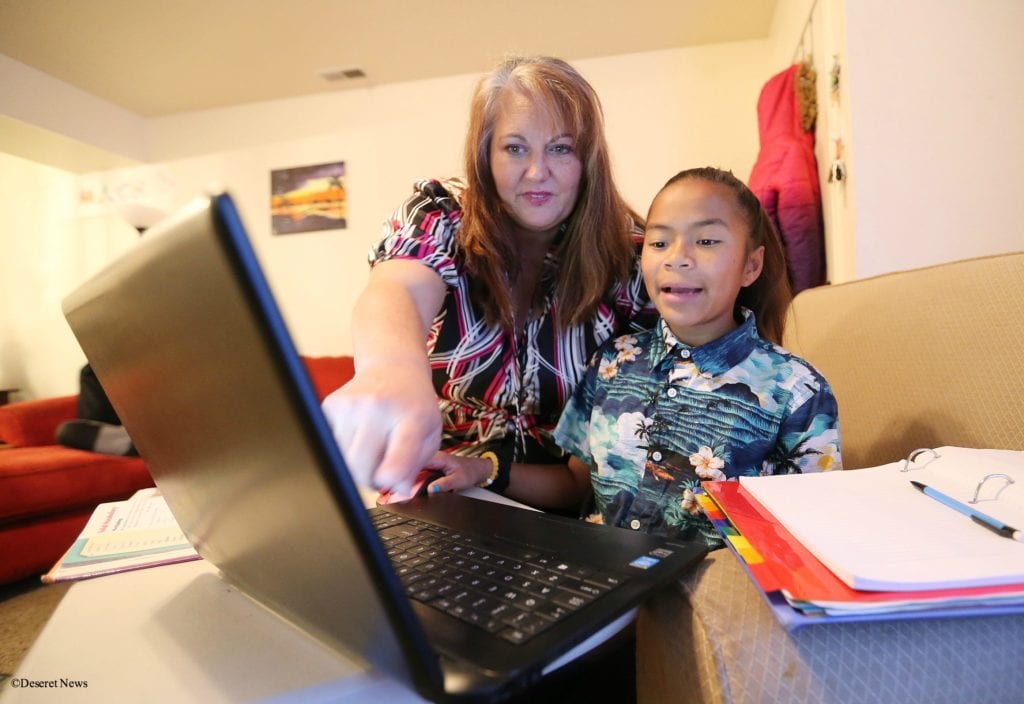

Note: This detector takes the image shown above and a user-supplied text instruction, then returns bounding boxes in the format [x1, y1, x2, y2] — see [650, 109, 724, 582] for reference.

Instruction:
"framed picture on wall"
[270, 161, 347, 235]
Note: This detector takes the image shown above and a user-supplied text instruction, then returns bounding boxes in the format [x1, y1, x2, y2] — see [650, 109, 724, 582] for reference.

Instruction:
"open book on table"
[735, 446, 1024, 592]
[42, 488, 200, 583]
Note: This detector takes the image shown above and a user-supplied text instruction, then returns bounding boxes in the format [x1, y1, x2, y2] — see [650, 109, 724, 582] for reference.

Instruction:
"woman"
[322, 56, 656, 510]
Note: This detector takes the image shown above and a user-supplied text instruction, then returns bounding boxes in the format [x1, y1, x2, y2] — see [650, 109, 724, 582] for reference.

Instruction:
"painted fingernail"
[430, 484, 440, 494]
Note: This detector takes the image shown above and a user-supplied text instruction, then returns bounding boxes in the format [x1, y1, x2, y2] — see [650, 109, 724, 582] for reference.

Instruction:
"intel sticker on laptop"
[629, 555, 660, 570]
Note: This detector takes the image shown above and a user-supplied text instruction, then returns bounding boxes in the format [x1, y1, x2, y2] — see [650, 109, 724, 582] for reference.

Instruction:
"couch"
[635, 251, 1024, 703]
[0, 355, 354, 586]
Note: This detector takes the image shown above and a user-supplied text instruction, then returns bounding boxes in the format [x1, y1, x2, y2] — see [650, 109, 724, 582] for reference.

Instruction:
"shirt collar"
[540, 223, 569, 290]
[649, 309, 761, 375]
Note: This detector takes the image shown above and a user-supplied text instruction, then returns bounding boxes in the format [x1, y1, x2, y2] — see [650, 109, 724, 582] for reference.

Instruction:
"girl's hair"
[656, 167, 793, 344]
[460, 55, 639, 330]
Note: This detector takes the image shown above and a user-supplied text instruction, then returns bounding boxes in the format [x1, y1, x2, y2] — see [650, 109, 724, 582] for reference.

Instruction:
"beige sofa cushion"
[783, 252, 1024, 469]
[637, 550, 1024, 704]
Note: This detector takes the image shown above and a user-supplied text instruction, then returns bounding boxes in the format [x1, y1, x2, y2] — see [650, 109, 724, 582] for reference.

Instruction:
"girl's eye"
[646, 240, 666, 250]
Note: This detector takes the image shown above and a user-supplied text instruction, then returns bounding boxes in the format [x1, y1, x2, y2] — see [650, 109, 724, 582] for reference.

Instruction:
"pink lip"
[521, 191, 553, 205]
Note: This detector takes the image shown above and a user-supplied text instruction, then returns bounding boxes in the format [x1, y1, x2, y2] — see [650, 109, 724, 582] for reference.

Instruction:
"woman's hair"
[460, 55, 639, 330]
[656, 167, 793, 344]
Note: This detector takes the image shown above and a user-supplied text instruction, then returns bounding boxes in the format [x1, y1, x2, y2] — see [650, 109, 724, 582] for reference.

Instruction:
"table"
[2, 560, 428, 703]
[1, 488, 618, 703]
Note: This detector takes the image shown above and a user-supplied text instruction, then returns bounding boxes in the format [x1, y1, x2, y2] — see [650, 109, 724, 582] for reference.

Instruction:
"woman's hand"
[324, 259, 447, 494]
[420, 451, 494, 494]
[322, 363, 442, 496]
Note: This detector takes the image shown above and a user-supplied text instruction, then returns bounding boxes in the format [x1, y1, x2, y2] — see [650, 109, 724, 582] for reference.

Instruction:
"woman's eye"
[646, 240, 666, 249]
[696, 238, 719, 246]
[550, 144, 574, 155]
[505, 144, 525, 155]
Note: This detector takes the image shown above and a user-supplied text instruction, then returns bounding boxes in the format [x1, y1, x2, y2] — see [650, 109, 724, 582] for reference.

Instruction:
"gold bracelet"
[477, 451, 500, 488]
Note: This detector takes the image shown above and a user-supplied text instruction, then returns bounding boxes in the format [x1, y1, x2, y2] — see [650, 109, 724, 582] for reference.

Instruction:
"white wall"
[140, 42, 770, 216]
[819, 0, 858, 284]
[0, 153, 139, 399]
[1, 43, 771, 400]
[761, 0, 1024, 283]
[844, 0, 1024, 278]
[77, 44, 772, 363]
[0, 54, 147, 164]
[584, 43, 770, 211]
[11, 1, 1020, 401]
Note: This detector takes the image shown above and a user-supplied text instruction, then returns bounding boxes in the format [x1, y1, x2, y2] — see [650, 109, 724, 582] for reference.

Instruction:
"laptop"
[62, 192, 707, 702]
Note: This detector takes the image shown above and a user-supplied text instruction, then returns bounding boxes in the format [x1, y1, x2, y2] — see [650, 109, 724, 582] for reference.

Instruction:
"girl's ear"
[742, 245, 765, 287]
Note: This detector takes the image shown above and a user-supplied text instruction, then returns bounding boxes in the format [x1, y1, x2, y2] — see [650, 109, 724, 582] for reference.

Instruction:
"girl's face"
[489, 89, 582, 242]
[642, 179, 764, 347]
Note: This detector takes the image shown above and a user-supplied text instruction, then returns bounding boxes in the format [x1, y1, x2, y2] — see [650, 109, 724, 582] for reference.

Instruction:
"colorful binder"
[700, 481, 1024, 630]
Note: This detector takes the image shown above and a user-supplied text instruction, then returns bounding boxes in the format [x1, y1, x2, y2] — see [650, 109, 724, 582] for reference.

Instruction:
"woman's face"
[489, 89, 582, 241]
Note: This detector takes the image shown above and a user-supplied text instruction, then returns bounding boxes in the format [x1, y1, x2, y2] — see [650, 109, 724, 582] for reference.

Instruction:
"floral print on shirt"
[554, 311, 842, 549]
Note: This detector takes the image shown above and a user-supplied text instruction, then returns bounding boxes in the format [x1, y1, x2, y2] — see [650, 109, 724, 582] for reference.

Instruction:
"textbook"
[735, 446, 1024, 592]
[42, 488, 199, 583]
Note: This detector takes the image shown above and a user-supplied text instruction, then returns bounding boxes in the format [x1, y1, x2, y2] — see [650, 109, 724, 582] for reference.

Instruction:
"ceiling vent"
[318, 66, 367, 82]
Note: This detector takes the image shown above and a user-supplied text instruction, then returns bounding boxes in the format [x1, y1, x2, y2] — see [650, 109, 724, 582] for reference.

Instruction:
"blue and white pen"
[910, 480, 1024, 542]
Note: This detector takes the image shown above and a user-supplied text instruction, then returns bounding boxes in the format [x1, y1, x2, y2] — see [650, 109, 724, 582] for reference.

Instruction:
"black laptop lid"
[62, 193, 442, 694]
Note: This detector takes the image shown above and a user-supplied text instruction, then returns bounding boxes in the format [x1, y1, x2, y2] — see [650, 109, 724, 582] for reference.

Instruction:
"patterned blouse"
[554, 312, 842, 548]
[371, 178, 658, 463]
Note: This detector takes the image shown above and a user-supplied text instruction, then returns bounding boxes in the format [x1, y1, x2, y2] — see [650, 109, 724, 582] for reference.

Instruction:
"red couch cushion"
[0, 355, 351, 585]
[302, 355, 355, 402]
[0, 446, 151, 523]
[0, 395, 78, 448]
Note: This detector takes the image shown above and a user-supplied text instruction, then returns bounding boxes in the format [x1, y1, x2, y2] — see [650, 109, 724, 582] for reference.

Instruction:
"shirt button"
[652, 451, 663, 461]
[667, 388, 678, 398]
[680, 349, 691, 359]
[630, 519, 641, 530]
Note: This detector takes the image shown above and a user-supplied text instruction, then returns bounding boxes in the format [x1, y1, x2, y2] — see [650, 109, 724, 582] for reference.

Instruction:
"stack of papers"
[43, 488, 200, 583]
[701, 447, 1024, 629]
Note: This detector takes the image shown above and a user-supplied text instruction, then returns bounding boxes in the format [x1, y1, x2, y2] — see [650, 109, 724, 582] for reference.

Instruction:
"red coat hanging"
[748, 63, 825, 293]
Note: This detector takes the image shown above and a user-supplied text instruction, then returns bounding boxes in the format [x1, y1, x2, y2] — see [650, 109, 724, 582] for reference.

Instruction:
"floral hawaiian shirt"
[554, 311, 842, 548]
[372, 179, 657, 462]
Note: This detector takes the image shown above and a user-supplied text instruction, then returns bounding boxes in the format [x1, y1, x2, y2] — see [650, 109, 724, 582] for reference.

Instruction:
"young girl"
[554, 167, 842, 548]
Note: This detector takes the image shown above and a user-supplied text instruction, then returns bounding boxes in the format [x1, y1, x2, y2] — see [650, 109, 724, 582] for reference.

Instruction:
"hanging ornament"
[830, 54, 841, 105]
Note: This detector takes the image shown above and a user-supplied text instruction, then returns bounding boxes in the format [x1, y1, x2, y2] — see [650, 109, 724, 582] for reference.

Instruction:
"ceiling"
[0, 0, 777, 118]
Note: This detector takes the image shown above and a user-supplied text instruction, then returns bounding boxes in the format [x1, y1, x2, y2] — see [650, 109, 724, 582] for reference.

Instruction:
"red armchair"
[0, 355, 354, 586]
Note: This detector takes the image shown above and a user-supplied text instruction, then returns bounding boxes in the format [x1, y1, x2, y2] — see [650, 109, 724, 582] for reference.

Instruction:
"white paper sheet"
[739, 447, 1024, 591]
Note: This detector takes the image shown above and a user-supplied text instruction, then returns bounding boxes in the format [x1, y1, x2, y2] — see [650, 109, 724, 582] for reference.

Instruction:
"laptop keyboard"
[370, 509, 627, 645]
